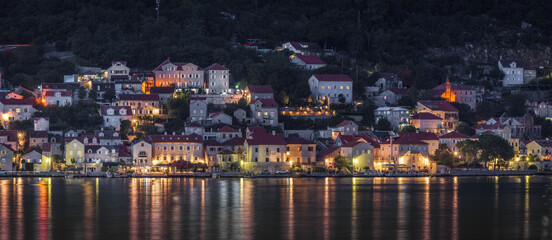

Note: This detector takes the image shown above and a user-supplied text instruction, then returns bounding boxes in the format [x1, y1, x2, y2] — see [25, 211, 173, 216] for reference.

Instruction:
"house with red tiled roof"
[100, 105, 132, 130]
[216, 126, 241, 143]
[152, 58, 204, 88]
[285, 137, 316, 165]
[243, 131, 287, 173]
[0, 98, 37, 126]
[328, 120, 358, 139]
[431, 78, 477, 110]
[150, 87, 175, 103]
[107, 61, 130, 81]
[308, 74, 353, 104]
[438, 131, 469, 152]
[245, 85, 274, 103]
[410, 112, 443, 134]
[205, 63, 230, 94]
[114, 94, 160, 117]
[250, 98, 278, 126]
[291, 54, 326, 70]
[379, 88, 408, 105]
[131, 140, 152, 170]
[417, 100, 459, 130]
[379, 133, 436, 171]
[149, 133, 205, 166]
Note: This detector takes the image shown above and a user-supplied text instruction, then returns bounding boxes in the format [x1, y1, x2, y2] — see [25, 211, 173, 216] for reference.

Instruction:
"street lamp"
[353, 158, 358, 174]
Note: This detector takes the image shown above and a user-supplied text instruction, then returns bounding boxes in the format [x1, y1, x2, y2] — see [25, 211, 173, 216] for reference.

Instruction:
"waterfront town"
[0, 42, 551, 177]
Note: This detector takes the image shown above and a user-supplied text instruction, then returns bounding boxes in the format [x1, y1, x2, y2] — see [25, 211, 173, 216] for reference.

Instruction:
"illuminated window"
[340, 86, 343, 89]
[346, 86, 350, 90]
[321, 85, 325, 90]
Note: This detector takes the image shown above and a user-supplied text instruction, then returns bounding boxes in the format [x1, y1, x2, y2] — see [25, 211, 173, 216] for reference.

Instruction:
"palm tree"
[457, 140, 480, 168]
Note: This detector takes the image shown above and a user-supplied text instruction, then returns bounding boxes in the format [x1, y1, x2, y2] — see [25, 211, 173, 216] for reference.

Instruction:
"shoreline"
[1, 170, 549, 179]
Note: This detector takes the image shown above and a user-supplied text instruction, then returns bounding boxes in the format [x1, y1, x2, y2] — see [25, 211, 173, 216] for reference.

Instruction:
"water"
[0, 176, 551, 240]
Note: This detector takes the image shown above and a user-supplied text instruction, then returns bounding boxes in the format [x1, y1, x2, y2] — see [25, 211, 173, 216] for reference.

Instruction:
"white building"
[107, 61, 130, 81]
[34, 117, 49, 131]
[250, 98, 278, 126]
[100, 106, 132, 130]
[308, 74, 353, 104]
[43, 90, 72, 106]
[189, 97, 207, 122]
[0, 99, 37, 127]
[374, 107, 410, 130]
[291, 54, 326, 70]
[282, 41, 323, 56]
[498, 60, 536, 86]
[208, 112, 232, 125]
[204, 63, 230, 94]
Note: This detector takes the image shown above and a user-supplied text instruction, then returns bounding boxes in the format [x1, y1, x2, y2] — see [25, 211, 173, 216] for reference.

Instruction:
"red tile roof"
[119, 94, 159, 101]
[29, 130, 48, 138]
[205, 139, 223, 146]
[251, 98, 278, 108]
[418, 100, 458, 112]
[337, 120, 355, 127]
[100, 106, 132, 116]
[313, 74, 352, 82]
[285, 137, 314, 145]
[247, 85, 274, 94]
[295, 54, 325, 64]
[204, 63, 229, 71]
[388, 88, 408, 95]
[186, 122, 202, 128]
[382, 135, 428, 145]
[224, 137, 245, 146]
[0, 143, 15, 152]
[0, 98, 35, 105]
[439, 131, 469, 139]
[152, 58, 201, 72]
[411, 112, 442, 120]
[338, 134, 380, 148]
[246, 126, 266, 135]
[0, 130, 18, 141]
[341, 140, 365, 148]
[150, 87, 175, 94]
[317, 146, 339, 159]
[246, 132, 286, 145]
[432, 81, 476, 91]
[148, 133, 203, 143]
[399, 132, 439, 141]
[217, 126, 236, 133]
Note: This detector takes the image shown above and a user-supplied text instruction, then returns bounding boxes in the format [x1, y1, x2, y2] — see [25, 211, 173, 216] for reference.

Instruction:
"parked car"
[276, 170, 289, 174]
[260, 170, 270, 175]
[0, 170, 8, 174]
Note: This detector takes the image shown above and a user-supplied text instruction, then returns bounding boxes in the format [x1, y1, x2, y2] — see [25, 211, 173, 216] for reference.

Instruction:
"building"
[374, 107, 410, 130]
[131, 140, 152, 172]
[204, 63, 230, 94]
[308, 74, 353, 104]
[29, 130, 48, 148]
[285, 137, 316, 165]
[100, 106, 133, 130]
[65, 139, 85, 164]
[526, 140, 552, 160]
[339, 141, 375, 171]
[95, 129, 123, 146]
[243, 130, 287, 173]
[150, 87, 175, 103]
[91, 83, 115, 101]
[189, 97, 208, 122]
[21, 150, 45, 171]
[34, 117, 49, 131]
[208, 112, 233, 125]
[480, 113, 542, 140]
[114, 94, 160, 117]
[149, 133, 205, 165]
[0, 144, 14, 171]
[417, 100, 459, 130]
[282, 41, 323, 56]
[438, 131, 469, 152]
[43, 90, 72, 106]
[374, 73, 403, 91]
[380, 134, 433, 171]
[234, 109, 246, 123]
[498, 60, 536, 86]
[379, 88, 408, 105]
[114, 81, 142, 93]
[216, 126, 241, 143]
[290, 54, 326, 70]
[410, 112, 443, 134]
[431, 78, 477, 110]
[249, 98, 278, 126]
[245, 85, 274, 103]
[152, 58, 204, 88]
[0, 99, 37, 126]
[107, 61, 130, 81]
[0, 130, 19, 151]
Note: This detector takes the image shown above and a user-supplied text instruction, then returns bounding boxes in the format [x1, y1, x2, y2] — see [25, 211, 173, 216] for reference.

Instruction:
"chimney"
[272, 130, 276, 136]
[416, 129, 419, 133]
[172, 132, 175, 135]
[164, 132, 167, 135]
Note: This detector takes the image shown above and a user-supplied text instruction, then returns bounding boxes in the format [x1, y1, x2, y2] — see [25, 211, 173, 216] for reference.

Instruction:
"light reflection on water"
[0, 176, 551, 239]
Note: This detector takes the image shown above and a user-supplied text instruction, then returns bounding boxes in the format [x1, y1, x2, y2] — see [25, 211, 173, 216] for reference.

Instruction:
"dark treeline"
[1, 0, 552, 95]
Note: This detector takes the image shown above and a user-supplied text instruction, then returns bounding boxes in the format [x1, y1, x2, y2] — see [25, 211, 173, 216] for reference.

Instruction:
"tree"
[119, 120, 131, 140]
[451, 102, 476, 125]
[431, 144, 456, 168]
[333, 155, 351, 172]
[77, 86, 87, 100]
[103, 88, 116, 103]
[456, 139, 480, 167]
[454, 122, 475, 136]
[478, 134, 515, 169]
[375, 118, 391, 131]
[399, 124, 416, 132]
[167, 96, 190, 122]
[506, 93, 527, 117]
[338, 94, 346, 104]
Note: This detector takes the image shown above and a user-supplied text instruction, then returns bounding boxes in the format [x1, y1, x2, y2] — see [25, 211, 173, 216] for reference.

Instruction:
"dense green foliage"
[34, 102, 103, 131]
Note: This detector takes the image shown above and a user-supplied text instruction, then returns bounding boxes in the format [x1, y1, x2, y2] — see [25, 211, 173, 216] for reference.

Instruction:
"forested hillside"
[1, 0, 552, 92]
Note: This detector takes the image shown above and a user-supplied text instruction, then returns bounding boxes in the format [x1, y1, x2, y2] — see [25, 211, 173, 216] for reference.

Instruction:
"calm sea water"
[0, 176, 551, 240]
